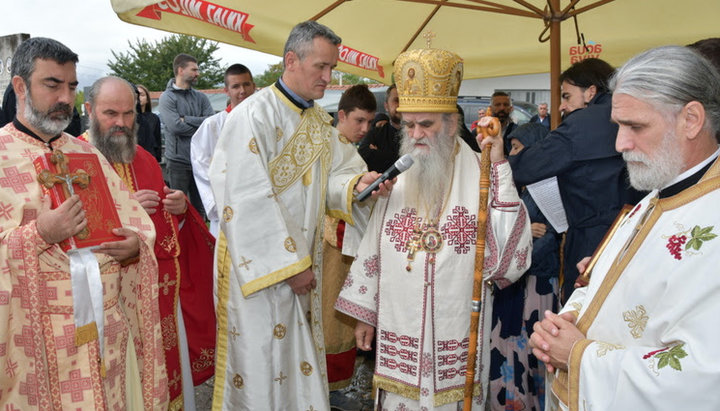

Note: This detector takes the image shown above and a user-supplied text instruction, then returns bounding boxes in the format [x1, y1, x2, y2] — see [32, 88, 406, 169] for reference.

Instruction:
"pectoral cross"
[405, 227, 423, 271]
[37, 150, 91, 238]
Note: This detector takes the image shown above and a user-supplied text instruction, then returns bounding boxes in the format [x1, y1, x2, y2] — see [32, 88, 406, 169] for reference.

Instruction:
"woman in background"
[136, 84, 163, 162]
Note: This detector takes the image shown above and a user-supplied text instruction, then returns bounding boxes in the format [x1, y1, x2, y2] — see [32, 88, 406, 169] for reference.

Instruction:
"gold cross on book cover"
[34, 150, 122, 251]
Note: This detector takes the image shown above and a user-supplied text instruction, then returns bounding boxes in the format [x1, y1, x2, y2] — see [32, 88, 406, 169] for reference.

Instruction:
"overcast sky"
[3, 0, 281, 89]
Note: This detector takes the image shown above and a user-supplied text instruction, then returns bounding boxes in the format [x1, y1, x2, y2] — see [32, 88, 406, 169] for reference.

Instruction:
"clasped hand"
[133, 186, 187, 216]
[529, 310, 585, 372]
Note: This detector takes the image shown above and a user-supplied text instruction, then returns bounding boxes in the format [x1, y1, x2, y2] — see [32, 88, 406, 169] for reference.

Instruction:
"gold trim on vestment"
[567, 339, 593, 411]
[373, 375, 482, 406]
[268, 89, 332, 196]
[75, 322, 99, 346]
[211, 232, 232, 410]
[271, 85, 303, 115]
[327, 173, 363, 226]
[168, 394, 184, 411]
[240, 255, 312, 297]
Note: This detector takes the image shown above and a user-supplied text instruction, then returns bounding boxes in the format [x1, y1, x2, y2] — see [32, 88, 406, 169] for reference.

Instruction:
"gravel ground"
[192, 354, 375, 410]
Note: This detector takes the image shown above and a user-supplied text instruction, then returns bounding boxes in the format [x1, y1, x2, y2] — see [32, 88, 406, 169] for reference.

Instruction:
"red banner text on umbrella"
[136, 0, 255, 43]
[568, 41, 603, 64]
[338, 45, 384, 78]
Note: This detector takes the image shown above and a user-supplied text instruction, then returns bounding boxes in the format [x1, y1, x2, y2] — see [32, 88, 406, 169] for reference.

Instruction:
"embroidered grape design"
[666, 234, 687, 260]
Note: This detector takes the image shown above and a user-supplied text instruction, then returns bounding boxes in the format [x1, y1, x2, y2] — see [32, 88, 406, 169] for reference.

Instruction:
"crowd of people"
[0, 20, 719, 411]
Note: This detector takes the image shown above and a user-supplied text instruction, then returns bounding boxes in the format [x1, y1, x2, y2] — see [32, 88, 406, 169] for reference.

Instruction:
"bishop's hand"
[36, 194, 87, 244]
[355, 321, 375, 351]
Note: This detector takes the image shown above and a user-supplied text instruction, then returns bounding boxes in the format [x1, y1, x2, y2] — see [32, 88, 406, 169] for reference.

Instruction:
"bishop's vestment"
[0, 122, 168, 410]
[209, 82, 370, 410]
[553, 152, 720, 411]
[337, 142, 533, 409]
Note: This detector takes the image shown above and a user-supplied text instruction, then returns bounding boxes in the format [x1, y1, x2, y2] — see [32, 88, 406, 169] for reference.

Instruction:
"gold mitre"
[394, 48, 463, 113]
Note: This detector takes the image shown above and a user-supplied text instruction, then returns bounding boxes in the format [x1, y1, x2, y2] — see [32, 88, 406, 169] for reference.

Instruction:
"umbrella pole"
[463, 110, 500, 410]
[550, 0, 562, 130]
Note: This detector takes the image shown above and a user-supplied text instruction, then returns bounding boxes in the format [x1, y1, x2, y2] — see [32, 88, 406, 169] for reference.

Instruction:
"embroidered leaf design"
[686, 225, 717, 251]
[656, 352, 670, 369]
[655, 344, 687, 371]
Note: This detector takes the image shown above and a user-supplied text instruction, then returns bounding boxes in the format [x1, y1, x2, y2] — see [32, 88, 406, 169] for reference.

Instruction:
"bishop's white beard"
[88, 117, 138, 164]
[399, 118, 457, 209]
[23, 88, 73, 136]
[623, 128, 685, 191]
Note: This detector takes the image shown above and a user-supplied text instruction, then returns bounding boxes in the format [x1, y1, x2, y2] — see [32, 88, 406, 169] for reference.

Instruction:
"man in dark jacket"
[358, 84, 401, 172]
[508, 58, 640, 304]
[158, 53, 214, 218]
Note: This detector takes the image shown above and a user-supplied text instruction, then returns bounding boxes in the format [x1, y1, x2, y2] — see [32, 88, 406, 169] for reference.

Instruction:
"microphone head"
[394, 154, 414, 172]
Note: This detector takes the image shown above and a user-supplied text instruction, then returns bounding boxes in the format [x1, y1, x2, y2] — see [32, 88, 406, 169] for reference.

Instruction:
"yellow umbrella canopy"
[112, 0, 719, 81]
[112, 0, 720, 124]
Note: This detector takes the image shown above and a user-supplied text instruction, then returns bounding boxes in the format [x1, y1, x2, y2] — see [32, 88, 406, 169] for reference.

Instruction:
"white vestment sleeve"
[483, 160, 533, 286]
[191, 111, 225, 228]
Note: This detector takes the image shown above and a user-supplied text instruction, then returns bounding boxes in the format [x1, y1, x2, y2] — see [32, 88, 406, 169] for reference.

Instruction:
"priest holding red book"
[0, 38, 168, 409]
[79, 75, 217, 411]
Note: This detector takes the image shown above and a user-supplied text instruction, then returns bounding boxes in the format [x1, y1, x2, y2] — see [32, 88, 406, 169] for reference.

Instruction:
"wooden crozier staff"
[463, 108, 500, 409]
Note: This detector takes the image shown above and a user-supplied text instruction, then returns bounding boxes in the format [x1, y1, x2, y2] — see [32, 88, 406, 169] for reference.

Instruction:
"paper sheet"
[526, 176, 569, 233]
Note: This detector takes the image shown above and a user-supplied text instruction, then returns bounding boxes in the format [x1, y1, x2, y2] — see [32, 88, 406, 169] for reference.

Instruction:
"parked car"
[457, 96, 538, 132]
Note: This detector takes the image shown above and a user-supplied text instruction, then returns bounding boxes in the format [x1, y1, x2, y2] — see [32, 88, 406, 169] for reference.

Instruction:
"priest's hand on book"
[36, 194, 88, 244]
[94, 227, 140, 265]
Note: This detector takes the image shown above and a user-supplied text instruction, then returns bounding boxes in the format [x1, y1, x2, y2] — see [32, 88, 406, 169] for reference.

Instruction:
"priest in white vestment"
[208, 22, 389, 410]
[336, 47, 533, 410]
[191, 64, 255, 237]
[530, 46, 720, 411]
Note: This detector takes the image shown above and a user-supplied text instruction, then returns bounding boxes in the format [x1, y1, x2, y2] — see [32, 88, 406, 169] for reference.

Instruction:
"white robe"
[336, 143, 532, 409]
[553, 155, 720, 411]
[208, 85, 370, 410]
[191, 109, 228, 237]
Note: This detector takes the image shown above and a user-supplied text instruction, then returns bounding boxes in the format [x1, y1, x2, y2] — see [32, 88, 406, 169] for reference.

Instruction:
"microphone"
[356, 154, 414, 201]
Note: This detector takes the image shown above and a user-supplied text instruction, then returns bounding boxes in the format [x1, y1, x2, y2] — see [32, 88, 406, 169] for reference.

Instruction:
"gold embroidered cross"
[274, 371, 288, 385]
[169, 370, 181, 391]
[423, 30, 436, 48]
[229, 327, 240, 341]
[159, 273, 177, 296]
[237, 256, 253, 271]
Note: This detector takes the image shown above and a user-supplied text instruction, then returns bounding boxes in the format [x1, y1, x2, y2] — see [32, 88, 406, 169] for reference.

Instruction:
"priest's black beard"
[23, 89, 72, 136]
[89, 118, 138, 164]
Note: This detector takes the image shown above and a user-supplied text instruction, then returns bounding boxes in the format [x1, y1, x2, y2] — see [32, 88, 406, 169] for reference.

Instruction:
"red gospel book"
[33, 150, 123, 251]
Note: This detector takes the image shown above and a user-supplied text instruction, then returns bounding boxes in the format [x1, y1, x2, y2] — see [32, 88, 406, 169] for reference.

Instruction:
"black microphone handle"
[356, 167, 395, 201]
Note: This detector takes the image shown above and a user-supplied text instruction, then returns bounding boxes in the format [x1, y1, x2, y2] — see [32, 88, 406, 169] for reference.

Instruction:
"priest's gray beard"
[23, 88, 72, 136]
[399, 115, 456, 209]
[623, 127, 684, 191]
[88, 117, 138, 164]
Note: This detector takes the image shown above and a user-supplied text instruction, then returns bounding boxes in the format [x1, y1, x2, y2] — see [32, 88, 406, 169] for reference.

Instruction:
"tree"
[253, 62, 283, 87]
[108, 34, 224, 92]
